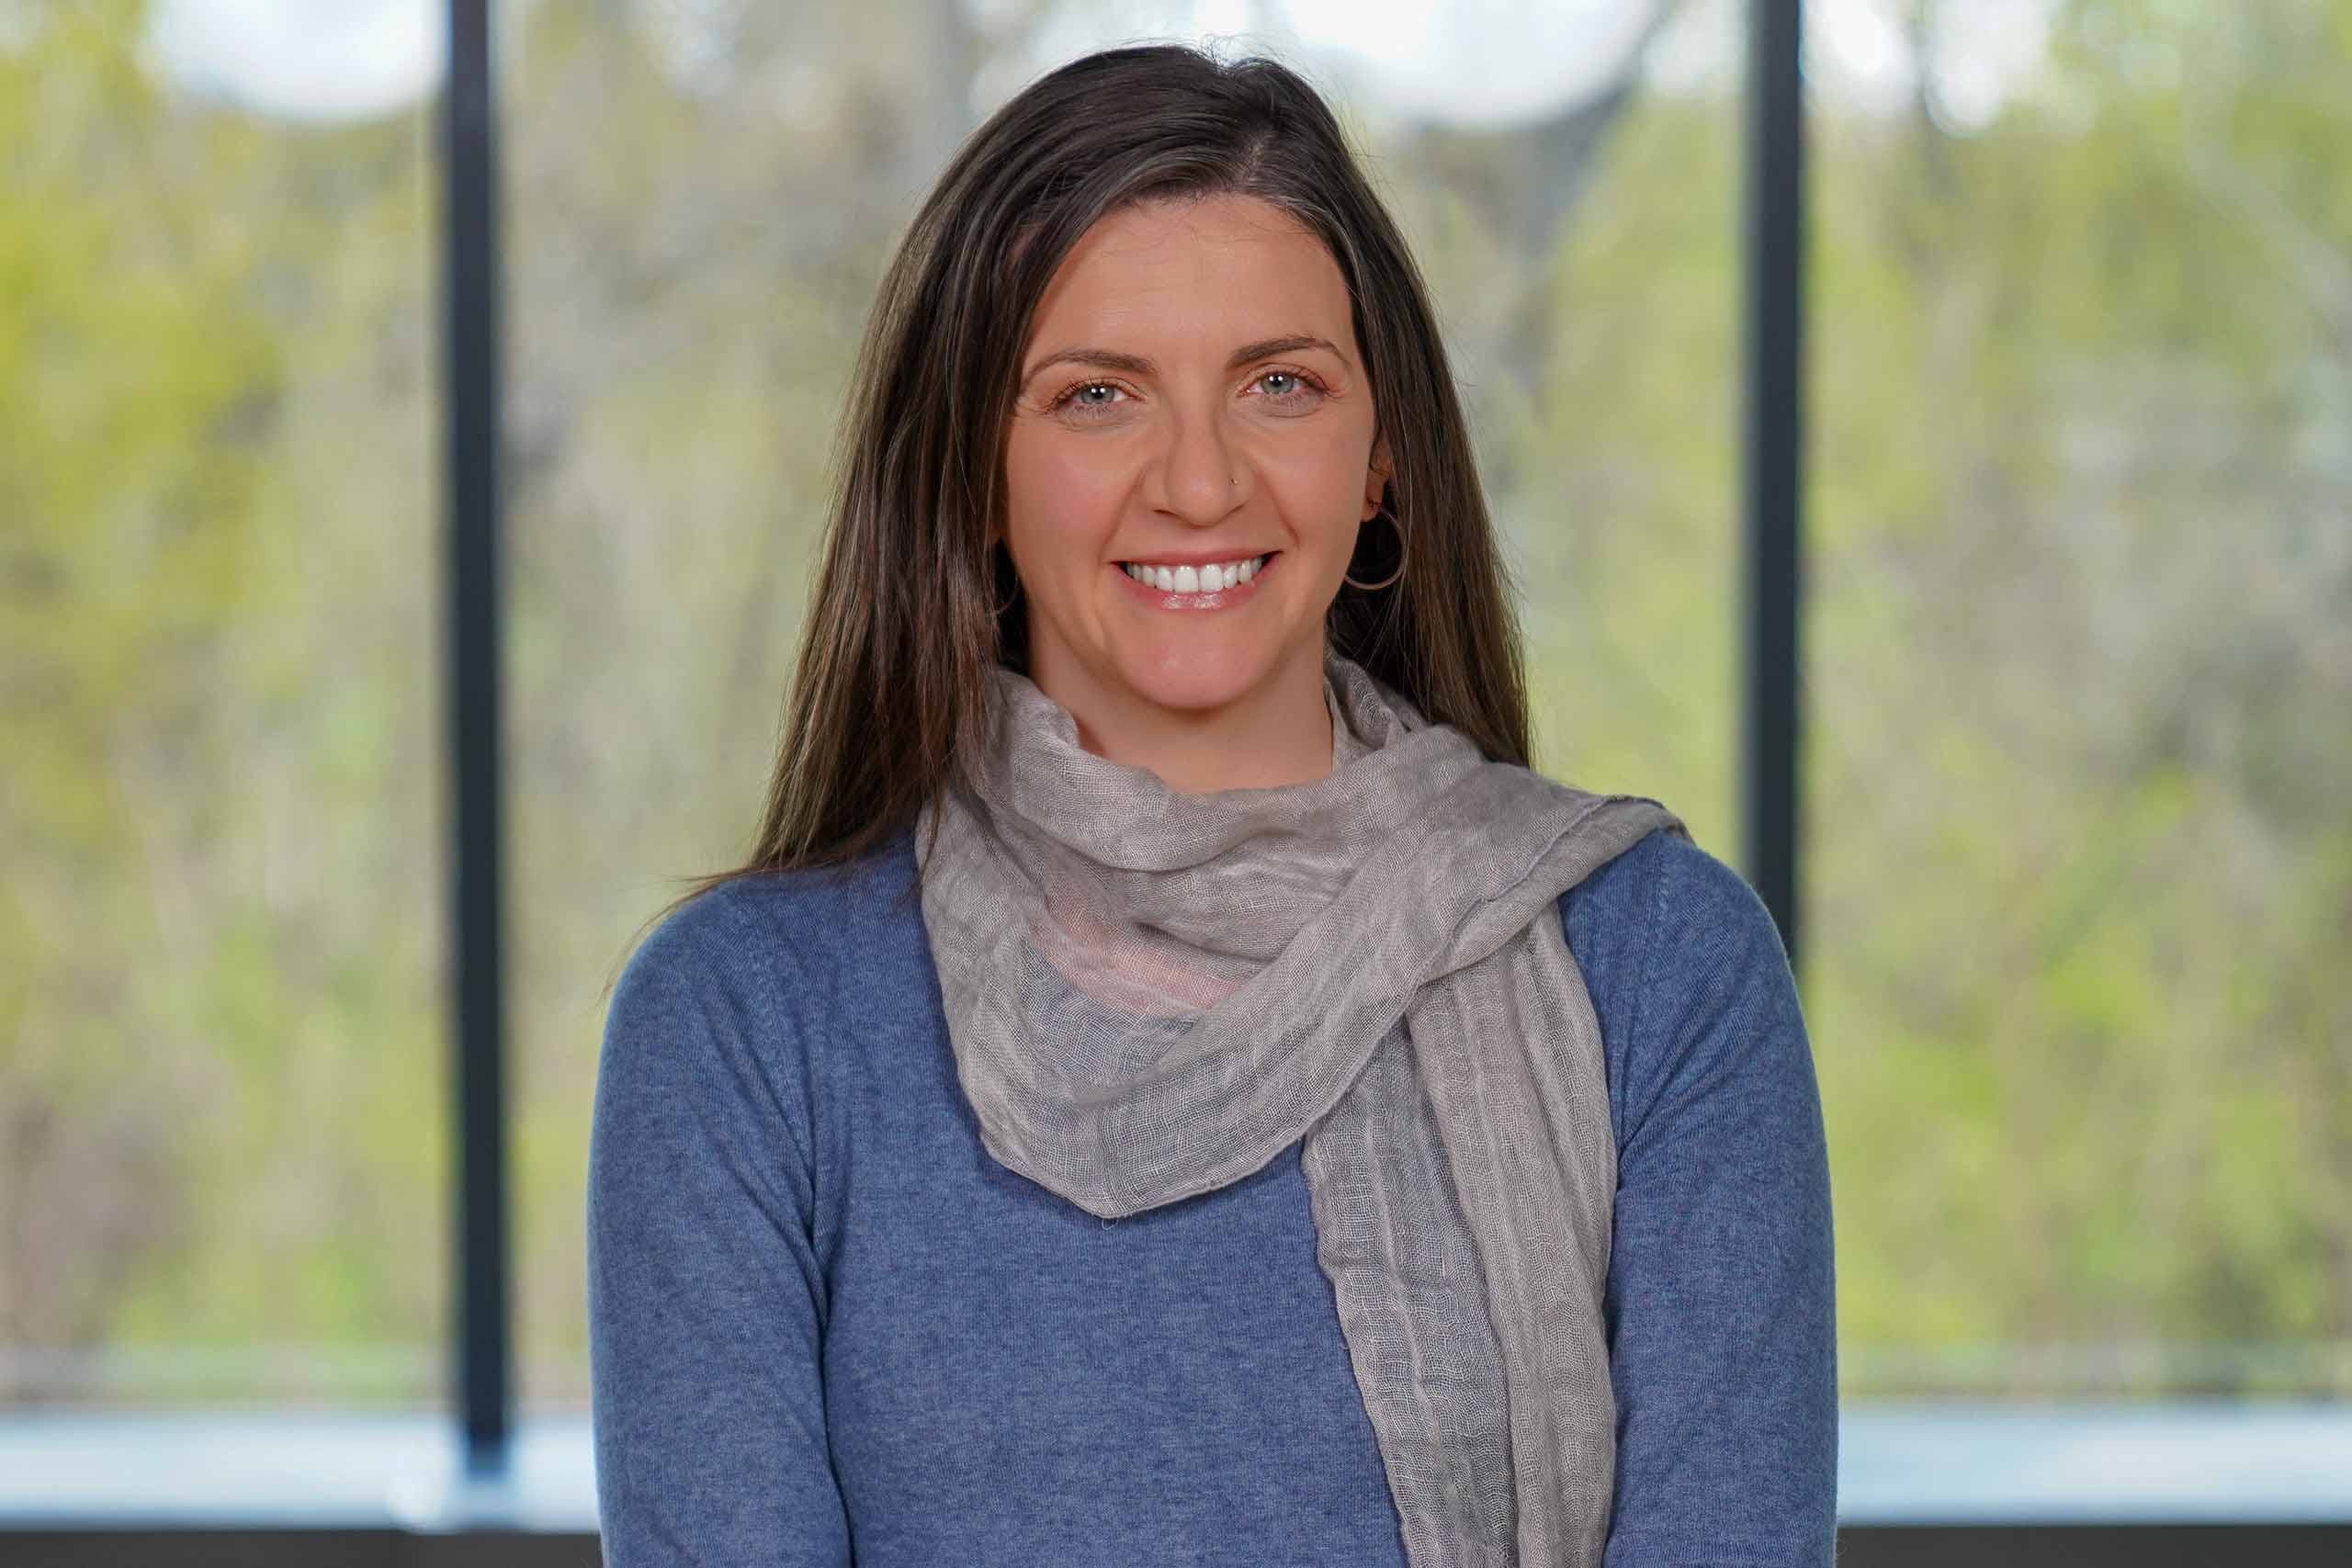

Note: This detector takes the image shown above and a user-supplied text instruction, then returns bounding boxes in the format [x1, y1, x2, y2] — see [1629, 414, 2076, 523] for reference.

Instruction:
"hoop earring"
[1343, 503, 1408, 592]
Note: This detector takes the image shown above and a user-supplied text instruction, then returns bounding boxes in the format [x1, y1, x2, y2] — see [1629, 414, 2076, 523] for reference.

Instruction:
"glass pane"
[514, 0, 1741, 1409]
[2, 1, 445, 1408]
[1811, 0, 2352, 1397]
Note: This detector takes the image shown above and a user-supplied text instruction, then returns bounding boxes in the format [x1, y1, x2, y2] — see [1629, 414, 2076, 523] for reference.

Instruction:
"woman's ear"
[1363, 434, 1394, 518]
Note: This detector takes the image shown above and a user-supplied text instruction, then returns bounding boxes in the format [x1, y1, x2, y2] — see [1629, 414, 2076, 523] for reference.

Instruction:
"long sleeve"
[586, 887, 853, 1566]
[1574, 831, 1839, 1565]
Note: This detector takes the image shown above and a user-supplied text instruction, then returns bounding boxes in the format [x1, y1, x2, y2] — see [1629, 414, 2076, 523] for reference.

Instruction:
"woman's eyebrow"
[1020, 333, 1345, 384]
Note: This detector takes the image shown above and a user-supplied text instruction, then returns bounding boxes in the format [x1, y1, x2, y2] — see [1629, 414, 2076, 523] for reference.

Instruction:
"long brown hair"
[607, 41, 1535, 998]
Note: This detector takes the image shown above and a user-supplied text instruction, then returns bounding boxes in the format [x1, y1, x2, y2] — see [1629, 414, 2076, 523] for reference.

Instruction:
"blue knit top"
[587, 818, 1837, 1564]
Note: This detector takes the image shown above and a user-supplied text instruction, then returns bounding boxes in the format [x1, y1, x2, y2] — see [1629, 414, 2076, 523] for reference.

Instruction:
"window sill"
[3, 1401, 2350, 1533]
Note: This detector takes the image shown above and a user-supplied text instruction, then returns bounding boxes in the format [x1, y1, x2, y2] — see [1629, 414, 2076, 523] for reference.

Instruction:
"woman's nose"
[1155, 407, 1249, 523]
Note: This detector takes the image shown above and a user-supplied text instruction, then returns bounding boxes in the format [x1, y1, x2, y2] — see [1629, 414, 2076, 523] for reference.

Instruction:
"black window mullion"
[1742, 0, 1807, 983]
[439, 0, 512, 1473]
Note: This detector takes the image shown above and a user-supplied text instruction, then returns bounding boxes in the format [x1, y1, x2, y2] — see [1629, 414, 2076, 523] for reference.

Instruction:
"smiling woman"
[589, 39, 1836, 1568]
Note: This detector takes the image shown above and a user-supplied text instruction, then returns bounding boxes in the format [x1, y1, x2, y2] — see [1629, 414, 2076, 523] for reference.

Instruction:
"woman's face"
[1000, 193, 1391, 743]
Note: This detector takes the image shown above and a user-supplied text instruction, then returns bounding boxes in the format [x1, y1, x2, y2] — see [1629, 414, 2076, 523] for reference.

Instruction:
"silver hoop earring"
[1343, 503, 1408, 592]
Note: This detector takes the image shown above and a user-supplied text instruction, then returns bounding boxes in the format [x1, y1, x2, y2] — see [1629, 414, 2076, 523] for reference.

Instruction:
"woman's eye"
[1256, 368, 1330, 408]
[1054, 381, 1129, 417]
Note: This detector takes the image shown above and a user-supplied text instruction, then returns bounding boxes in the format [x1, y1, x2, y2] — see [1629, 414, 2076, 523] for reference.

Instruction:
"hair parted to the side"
[604, 40, 1537, 1002]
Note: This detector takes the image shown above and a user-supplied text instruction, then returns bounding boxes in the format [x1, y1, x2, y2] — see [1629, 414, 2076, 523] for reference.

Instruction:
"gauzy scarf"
[913, 646, 1689, 1567]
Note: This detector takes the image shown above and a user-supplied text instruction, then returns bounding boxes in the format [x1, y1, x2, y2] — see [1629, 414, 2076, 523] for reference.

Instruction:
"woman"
[587, 40, 1836, 1568]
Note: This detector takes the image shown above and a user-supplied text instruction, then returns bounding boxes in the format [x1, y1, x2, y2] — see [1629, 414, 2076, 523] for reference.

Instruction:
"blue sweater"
[587, 818, 1838, 1564]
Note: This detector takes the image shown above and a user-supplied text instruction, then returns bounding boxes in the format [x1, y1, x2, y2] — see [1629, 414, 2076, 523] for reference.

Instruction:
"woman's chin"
[1112, 653, 1269, 716]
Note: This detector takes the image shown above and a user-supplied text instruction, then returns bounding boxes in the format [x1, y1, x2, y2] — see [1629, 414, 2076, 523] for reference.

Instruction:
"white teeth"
[1124, 554, 1269, 592]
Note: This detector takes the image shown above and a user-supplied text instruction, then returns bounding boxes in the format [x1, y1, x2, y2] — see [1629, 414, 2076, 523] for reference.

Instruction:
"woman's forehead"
[1026, 198, 1353, 358]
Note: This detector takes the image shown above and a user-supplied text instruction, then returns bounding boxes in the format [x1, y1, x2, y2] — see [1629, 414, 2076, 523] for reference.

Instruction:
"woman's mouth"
[1112, 550, 1280, 608]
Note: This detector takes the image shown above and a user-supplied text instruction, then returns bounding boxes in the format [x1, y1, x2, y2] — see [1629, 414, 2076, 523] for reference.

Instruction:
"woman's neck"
[1035, 645, 1337, 795]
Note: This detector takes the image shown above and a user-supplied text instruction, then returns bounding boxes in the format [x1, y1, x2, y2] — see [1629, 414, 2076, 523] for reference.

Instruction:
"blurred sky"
[141, 0, 2054, 130]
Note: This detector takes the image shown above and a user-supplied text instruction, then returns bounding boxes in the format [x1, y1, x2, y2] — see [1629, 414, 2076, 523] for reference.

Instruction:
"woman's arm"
[587, 888, 852, 1566]
[1572, 831, 1839, 1565]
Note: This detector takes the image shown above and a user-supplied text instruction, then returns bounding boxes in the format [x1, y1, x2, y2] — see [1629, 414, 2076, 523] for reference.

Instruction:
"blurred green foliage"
[1, 0, 2345, 1408]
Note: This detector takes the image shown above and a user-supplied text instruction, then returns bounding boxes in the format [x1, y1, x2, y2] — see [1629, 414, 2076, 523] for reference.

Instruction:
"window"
[1809, 0, 2352, 1404]
[3, 0, 446, 1414]
[8, 0, 2348, 1555]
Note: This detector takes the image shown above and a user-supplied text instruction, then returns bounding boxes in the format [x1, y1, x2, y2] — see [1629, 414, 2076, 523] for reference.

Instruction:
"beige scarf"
[914, 646, 1687, 1566]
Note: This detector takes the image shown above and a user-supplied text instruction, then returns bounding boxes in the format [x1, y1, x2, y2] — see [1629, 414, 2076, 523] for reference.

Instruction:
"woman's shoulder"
[1561, 820, 1786, 984]
[624, 825, 923, 986]
[602, 826, 927, 1083]
[594, 829, 932, 1215]
[1558, 822, 1811, 1152]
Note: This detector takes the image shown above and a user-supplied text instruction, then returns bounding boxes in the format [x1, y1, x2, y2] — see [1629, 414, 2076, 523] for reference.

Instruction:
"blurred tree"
[1, 0, 2345, 1411]
[1804, 0, 2352, 1390]
[0, 0, 446, 1404]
